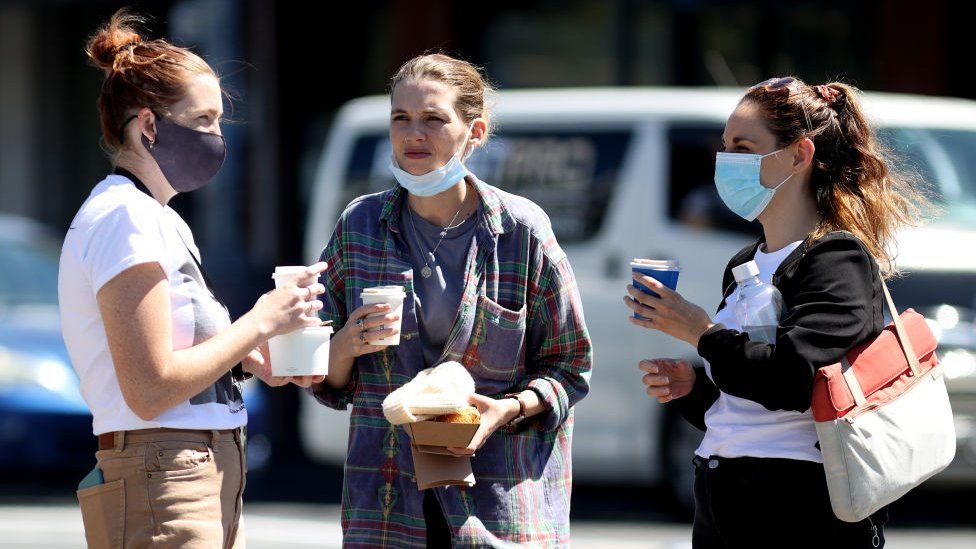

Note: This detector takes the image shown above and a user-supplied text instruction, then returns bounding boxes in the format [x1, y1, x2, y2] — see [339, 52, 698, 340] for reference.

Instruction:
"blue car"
[0, 214, 269, 471]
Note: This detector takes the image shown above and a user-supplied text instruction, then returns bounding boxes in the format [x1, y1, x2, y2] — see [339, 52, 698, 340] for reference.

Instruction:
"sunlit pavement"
[1, 502, 975, 548]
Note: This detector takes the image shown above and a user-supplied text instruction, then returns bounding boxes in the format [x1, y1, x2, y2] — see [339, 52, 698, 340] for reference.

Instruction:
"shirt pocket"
[466, 295, 527, 391]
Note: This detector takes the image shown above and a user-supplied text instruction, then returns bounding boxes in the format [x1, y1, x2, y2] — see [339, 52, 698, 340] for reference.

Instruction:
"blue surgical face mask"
[389, 125, 474, 197]
[714, 148, 794, 221]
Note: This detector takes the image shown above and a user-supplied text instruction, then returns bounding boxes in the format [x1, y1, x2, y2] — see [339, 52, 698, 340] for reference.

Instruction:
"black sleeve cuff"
[670, 365, 719, 432]
[696, 323, 729, 362]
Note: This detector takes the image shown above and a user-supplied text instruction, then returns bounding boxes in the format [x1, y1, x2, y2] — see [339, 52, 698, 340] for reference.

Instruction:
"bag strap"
[840, 277, 922, 406]
[881, 279, 922, 377]
[840, 357, 868, 406]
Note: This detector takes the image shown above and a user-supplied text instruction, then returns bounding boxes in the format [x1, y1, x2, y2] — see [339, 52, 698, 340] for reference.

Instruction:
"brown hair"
[85, 8, 216, 153]
[390, 53, 495, 140]
[742, 77, 933, 276]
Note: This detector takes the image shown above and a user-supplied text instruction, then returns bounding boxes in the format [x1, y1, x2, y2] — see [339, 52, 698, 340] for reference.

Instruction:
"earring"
[147, 138, 155, 150]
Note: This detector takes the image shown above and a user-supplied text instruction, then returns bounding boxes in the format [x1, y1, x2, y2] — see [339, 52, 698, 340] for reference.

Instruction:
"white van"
[301, 87, 976, 503]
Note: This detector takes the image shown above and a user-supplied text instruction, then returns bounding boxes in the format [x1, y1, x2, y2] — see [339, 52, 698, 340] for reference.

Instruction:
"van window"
[342, 129, 633, 243]
[667, 124, 760, 236]
[879, 128, 976, 222]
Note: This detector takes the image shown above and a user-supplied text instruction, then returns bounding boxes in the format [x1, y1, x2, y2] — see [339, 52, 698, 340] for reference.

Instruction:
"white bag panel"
[815, 364, 956, 522]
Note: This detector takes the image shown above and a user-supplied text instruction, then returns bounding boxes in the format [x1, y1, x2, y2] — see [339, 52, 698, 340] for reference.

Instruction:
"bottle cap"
[732, 260, 760, 283]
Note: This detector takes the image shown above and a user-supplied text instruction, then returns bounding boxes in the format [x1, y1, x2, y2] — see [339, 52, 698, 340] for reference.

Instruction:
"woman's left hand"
[624, 273, 715, 347]
[243, 343, 325, 388]
[446, 393, 520, 457]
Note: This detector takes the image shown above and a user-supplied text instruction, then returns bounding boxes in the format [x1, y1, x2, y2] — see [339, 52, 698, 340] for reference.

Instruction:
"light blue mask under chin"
[714, 149, 793, 221]
[389, 126, 474, 197]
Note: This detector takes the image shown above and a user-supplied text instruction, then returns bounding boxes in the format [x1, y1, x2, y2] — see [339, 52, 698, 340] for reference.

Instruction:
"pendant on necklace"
[421, 265, 433, 278]
[439, 230, 447, 238]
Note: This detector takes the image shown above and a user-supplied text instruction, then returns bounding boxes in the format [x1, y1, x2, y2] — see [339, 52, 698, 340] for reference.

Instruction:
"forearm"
[321, 343, 355, 390]
[703, 236, 880, 412]
[519, 389, 545, 418]
[130, 312, 268, 418]
[697, 327, 815, 412]
[514, 389, 546, 419]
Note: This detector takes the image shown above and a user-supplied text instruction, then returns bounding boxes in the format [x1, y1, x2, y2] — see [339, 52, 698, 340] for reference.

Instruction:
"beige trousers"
[77, 428, 246, 549]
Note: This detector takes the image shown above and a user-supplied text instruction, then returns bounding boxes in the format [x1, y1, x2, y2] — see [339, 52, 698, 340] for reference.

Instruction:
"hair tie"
[114, 39, 142, 56]
[816, 85, 840, 104]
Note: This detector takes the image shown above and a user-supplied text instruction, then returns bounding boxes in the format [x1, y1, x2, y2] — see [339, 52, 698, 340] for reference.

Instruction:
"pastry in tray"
[434, 406, 481, 424]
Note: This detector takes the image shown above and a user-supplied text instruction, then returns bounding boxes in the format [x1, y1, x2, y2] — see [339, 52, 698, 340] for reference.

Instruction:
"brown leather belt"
[97, 432, 116, 451]
[97, 428, 239, 451]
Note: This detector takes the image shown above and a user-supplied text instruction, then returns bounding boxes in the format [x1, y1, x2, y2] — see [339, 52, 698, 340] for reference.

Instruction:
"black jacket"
[674, 231, 885, 430]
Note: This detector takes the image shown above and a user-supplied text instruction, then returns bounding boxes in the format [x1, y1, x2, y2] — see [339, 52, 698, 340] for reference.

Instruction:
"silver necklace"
[407, 199, 469, 278]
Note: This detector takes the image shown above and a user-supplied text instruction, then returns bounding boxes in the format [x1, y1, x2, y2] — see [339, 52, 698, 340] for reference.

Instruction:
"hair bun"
[85, 9, 145, 73]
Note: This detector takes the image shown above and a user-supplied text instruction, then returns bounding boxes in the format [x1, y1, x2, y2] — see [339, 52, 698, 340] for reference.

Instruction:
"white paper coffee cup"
[360, 286, 406, 346]
[268, 326, 333, 376]
[271, 266, 308, 289]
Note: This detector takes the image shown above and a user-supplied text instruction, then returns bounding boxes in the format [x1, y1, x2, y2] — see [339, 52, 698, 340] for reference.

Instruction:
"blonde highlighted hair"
[390, 53, 495, 141]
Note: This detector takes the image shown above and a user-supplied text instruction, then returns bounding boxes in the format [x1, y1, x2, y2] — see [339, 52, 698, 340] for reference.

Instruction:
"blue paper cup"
[631, 260, 681, 319]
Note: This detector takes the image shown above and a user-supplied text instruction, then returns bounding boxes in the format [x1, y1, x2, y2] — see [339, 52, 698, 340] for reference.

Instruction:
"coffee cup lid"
[272, 266, 307, 278]
[362, 285, 406, 295]
[631, 259, 680, 270]
[300, 325, 334, 334]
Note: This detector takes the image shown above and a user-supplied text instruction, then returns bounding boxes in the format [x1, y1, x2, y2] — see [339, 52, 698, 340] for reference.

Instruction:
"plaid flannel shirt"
[310, 177, 592, 548]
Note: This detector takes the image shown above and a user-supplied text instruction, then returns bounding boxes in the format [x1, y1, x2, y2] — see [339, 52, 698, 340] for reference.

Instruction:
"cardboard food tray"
[405, 420, 479, 451]
[410, 446, 476, 489]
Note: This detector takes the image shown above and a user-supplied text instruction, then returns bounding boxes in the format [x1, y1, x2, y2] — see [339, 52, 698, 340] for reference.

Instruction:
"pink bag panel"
[812, 310, 939, 422]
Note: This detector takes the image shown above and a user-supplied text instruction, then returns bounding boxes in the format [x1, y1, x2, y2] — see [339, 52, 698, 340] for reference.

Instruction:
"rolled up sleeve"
[310, 376, 357, 410]
[307, 220, 358, 410]
[524, 256, 592, 432]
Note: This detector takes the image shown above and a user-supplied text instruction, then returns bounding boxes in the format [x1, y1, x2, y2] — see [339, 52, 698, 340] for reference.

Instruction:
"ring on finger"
[355, 317, 365, 330]
[305, 286, 313, 299]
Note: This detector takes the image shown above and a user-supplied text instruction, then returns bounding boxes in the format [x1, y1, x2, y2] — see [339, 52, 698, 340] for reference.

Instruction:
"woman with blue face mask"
[623, 77, 932, 548]
[308, 54, 591, 547]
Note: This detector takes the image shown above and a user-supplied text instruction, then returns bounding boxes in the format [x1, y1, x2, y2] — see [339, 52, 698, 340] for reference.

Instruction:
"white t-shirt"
[696, 240, 823, 463]
[58, 174, 246, 435]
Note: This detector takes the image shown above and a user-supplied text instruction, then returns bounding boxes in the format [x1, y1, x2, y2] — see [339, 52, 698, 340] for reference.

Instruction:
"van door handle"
[605, 252, 621, 278]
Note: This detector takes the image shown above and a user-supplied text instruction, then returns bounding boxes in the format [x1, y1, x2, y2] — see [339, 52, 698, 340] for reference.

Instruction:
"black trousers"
[424, 489, 453, 548]
[692, 455, 887, 549]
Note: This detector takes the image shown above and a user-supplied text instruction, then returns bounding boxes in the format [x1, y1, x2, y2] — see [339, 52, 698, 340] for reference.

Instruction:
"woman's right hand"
[250, 262, 329, 338]
[639, 358, 696, 403]
[332, 303, 401, 361]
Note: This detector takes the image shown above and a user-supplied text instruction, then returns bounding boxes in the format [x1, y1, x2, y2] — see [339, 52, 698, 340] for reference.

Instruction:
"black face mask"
[119, 113, 226, 193]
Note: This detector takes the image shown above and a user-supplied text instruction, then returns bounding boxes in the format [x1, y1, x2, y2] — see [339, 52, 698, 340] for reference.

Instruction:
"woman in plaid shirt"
[309, 54, 592, 547]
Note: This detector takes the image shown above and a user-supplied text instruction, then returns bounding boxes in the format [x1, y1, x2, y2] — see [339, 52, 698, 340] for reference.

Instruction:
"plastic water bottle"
[732, 260, 785, 344]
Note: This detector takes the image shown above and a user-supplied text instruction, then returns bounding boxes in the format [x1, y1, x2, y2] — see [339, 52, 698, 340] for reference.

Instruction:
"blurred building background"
[1, 0, 974, 475]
